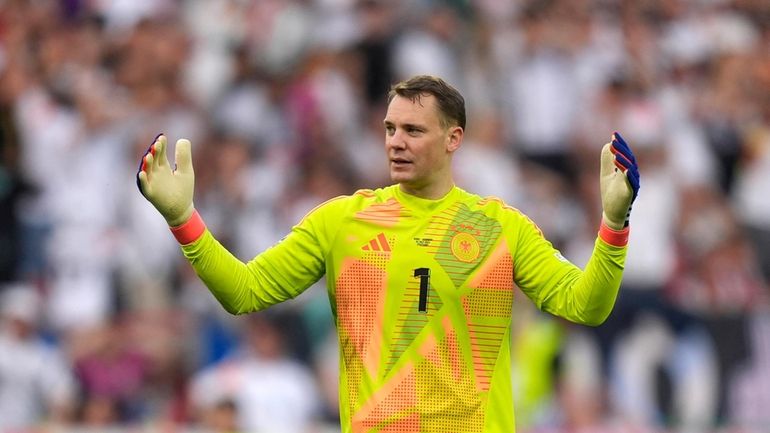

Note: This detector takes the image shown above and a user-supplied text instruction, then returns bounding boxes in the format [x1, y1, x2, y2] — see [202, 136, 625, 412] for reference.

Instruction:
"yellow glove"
[600, 132, 640, 230]
[136, 134, 195, 227]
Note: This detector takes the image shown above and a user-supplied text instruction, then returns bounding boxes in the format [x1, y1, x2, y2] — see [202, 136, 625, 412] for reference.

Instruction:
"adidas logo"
[362, 233, 391, 252]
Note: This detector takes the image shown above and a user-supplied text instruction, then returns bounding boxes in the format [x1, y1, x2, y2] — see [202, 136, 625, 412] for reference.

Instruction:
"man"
[0, 285, 77, 429]
[138, 75, 639, 432]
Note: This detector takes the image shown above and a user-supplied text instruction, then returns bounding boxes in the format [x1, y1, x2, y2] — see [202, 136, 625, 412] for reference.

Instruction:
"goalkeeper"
[138, 75, 639, 433]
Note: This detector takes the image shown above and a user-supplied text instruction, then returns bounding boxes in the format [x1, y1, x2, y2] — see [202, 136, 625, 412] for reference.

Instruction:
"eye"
[406, 127, 423, 136]
[385, 125, 395, 135]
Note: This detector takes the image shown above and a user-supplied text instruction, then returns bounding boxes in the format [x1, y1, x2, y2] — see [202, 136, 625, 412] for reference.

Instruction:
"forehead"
[384, 94, 441, 126]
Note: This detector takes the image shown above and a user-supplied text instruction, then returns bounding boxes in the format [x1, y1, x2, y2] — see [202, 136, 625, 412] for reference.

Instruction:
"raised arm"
[516, 133, 640, 325]
[136, 134, 327, 314]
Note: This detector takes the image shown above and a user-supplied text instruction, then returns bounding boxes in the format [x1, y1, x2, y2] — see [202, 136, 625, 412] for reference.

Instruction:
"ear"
[446, 126, 463, 153]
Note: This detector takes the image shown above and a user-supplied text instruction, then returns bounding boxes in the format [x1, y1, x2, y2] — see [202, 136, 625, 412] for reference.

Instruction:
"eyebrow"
[383, 120, 427, 130]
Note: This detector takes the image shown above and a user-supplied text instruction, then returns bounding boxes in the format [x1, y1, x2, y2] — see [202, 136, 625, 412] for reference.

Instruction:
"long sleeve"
[514, 219, 627, 326]
[179, 197, 347, 314]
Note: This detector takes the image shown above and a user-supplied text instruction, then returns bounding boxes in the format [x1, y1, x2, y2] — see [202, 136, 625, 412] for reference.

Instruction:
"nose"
[387, 130, 407, 150]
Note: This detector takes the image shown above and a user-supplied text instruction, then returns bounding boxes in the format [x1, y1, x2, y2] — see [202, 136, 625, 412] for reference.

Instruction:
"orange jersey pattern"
[181, 185, 628, 432]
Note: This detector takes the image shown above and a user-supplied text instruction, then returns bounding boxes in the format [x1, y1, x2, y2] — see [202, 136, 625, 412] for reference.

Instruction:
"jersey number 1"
[414, 267, 430, 313]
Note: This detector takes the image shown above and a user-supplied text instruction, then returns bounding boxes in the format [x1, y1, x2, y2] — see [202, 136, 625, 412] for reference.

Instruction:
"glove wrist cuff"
[170, 209, 206, 245]
[599, 218, 629, 247]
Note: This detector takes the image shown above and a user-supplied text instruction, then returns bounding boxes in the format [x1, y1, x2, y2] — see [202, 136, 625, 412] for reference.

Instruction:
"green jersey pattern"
[180, 185, 628, 432]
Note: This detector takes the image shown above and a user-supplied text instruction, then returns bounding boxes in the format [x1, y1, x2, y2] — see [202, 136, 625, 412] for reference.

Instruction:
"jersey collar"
[392, 184, 464, 215]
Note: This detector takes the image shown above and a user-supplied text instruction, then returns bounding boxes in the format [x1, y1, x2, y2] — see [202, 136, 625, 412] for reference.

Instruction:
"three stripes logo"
[362, 232, 391, 252]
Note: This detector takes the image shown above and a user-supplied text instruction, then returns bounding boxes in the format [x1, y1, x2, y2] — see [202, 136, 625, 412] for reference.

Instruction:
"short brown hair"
[388, 75, 466, 130]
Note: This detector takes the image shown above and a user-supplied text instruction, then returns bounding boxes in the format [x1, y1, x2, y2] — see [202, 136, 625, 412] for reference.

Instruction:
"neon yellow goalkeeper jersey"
[180, 185, 628, 433]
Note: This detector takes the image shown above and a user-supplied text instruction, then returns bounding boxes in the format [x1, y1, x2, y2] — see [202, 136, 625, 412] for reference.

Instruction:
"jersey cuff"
[598, 219, 629, 247]
[170, 210, 206, 245]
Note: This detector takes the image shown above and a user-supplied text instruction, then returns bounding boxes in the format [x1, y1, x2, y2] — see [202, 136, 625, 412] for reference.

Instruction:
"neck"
[398, 179, 455, 200]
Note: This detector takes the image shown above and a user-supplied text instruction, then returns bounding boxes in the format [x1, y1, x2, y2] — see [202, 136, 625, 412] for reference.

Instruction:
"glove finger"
[136, 153, 148, 195]
[612, 132, 637, 164]
[613, 150, 634, 171]
[136, 161, 145, 195]
[174, 139, 193, 174]
[137, 170, 152, 198]
[600, 142, 616, 178]
[611, 140, 636, 168]
[139, 132, 163, 171]
[136, 134, 159, 191]
[629, 164, 640, 184]
[153, 133, 169, 167]
[626, 166, 640, 202]
[144, 152, 155, 174]
[613, 158, 628, 172]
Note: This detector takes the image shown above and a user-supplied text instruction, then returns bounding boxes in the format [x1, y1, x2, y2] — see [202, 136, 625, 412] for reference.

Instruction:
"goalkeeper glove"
[600, 132, 640, 230]
[136, 134, 195, 227]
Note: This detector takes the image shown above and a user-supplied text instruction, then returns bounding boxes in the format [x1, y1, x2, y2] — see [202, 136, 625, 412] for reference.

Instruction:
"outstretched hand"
[600, 132, 640, 230]
[136, 134, 195, 227]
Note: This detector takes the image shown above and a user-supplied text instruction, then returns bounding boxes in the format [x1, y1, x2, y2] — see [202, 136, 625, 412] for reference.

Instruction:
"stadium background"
[1, 0, 769, 432]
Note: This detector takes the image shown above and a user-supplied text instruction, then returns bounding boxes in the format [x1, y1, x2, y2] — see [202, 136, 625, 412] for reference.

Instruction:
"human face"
[383, 94, 463, 199]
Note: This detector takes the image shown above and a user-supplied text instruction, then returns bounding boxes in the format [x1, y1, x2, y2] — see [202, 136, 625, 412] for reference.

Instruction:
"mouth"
[390, 157, 412, 167]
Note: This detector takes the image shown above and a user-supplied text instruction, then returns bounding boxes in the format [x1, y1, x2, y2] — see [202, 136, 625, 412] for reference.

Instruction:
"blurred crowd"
[1, 0, 770, 432]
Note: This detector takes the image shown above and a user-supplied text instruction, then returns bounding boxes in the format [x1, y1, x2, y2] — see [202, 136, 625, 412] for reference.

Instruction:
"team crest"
[450, 231, 480, 262]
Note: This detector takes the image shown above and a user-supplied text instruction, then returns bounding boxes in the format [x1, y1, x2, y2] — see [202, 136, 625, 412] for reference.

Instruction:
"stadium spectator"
[189, 312, 322, 433]
[0, 0, 768, 431]
[0, 284, 77, 429]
